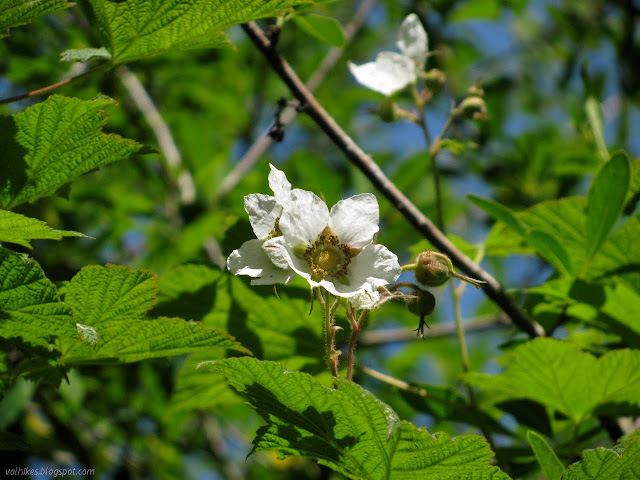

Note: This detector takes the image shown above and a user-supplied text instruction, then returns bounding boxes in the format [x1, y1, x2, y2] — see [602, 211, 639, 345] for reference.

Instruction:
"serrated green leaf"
[0, 209, 87, 249]
[464, 338, 640, 424]
[293, 14, 346, 47]
[211, 357, 511, 480]
[60, 47, 112, 63]
[564, 438, 640, 479]
[0, 247, 78, 347]
[585, 97, 608, 161]
[0, 0, 71, 38]
[0, 95, 143, 209]
[89, 0, 315, 63]
[59, 264, 247, 364]
[527, 430, 565, 480]
[584, 151, 631, 268]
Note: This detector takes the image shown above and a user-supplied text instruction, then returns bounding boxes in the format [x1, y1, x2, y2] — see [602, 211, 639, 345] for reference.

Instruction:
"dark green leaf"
[527, 430, 565, 480]
[293, 14, 346, 47]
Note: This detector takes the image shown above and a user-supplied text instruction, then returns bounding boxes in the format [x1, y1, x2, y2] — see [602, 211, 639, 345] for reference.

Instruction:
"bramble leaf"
[60, 47, 112, 63]
[0, 0, 71, 38]
[564, 437, 640, 479]
[88, 0, 316, 63]
[293, 14, 346, 47]
[0, 209, 87, 249]
[464, 338, 640, 424]
[584, 151, 631, 268]
[527, 431, 565, 480]
[211, 357, 511, 480]
[59, 264, 247, 364]
[0, 95, 143, 209]
[0, 247, 77, 347]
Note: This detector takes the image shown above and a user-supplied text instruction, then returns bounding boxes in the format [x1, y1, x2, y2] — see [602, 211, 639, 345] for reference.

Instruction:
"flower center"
[303, 230, 350, 280]
[267, 216, 282, 239]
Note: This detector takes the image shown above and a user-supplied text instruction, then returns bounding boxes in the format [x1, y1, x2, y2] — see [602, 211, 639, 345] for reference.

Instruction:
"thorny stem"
[321, 289, 340, 378]
[0, 64, 108, 105]
[346, 309, 369, 382]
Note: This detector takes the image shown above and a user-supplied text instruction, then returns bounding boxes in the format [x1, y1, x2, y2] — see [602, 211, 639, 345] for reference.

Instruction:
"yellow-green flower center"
[303, 230, 350, 280]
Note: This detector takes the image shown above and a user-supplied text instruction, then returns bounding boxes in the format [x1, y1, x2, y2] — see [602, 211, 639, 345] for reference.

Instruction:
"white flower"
[348, 13, 428, 96]
[226, 165, 296, 285]
[350, 290, 380, 310]
[263, 189, 401, 298]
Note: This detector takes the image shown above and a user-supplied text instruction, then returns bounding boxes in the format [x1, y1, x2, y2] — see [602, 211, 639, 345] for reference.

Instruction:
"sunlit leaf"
[564, 437, 640, 479]
[527, 431, 565, 480]
[0, 0, 71, 38]
[0, 209, 87, 249]
[211, 357, 511, 480]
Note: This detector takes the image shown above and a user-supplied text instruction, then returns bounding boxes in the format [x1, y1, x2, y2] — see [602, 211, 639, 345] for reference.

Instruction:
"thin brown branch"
[0, 64, 106, 105]
[241, 20, 543, 338]
[216, 0, 377, 199]
[116, 65, 196, 205]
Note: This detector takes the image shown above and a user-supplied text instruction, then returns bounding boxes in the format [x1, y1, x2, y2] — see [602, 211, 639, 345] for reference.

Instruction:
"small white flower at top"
[348, 13, 428, 96]
[262, 186, 401, 298]
[226, 165, 296, 285]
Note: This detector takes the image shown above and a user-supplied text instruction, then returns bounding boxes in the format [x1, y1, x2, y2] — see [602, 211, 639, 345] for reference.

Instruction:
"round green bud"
[378, 98, 399, 123]
[406, 289, 436, 317]
[424, 68, 447, 91]
[414, 251, 452, 287]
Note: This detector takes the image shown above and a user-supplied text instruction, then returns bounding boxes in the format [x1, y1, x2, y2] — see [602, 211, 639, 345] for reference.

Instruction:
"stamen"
[303, 230, 351, 280]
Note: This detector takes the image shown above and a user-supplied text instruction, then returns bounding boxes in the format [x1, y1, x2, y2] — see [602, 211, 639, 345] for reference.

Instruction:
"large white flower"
[263, 189, 401, 298]
[226, 165, 296, 285]
[348, 13, 428, 96]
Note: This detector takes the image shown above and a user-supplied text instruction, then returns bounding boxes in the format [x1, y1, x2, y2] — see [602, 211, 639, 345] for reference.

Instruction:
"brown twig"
[216, 0, 377, 199]
[0, 64, 106, 105]
[241, 20, 543, 338]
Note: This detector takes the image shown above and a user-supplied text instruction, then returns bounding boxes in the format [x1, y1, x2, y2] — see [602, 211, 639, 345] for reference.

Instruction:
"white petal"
[268, 164, 292, 204]
[397, 13, 428, 65]
[279, 188, 329, 247]
[350, 290, 380, 310]
[344, 244, 401, 294]
[262, 237, 293, 270]
[329, 193, 379, 249]
[348, 52, 416, 96]
[227, 238, 294, 285]
[263, 239, 320, 286]
[244, 194, 281, 239]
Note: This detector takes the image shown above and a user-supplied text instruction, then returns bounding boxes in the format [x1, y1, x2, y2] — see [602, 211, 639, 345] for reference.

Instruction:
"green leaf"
[293, 14, 346, 47]
[211, 357, 511, 480]
[89, 0, 315, 63]
[469, 195, 571, 275]
[464, 338, 640, 424]
[584, 151, 631, 267]
[450, 0, 501, 21]
[526, 229, 572, 277]
[0, 95, 143, 209]
[438, 139, 478, 155]
[0, 0, 71, 38]
[468, 194, 527, 237]
[585, 97, 609, 161]
[0, 209, 87, 249]
[564, 438, 640, 479]
[59, 264, 247, 364]
[60, 47, 112, 63]
[526, 430, 565, 480]
[0, 247, 78, 347]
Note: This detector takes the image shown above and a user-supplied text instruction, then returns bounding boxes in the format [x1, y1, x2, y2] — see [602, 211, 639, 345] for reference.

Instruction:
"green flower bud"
[424, 68, 446, 91]
[414, 251, 453, 287]
[406, 289, 436, 317]
[458, 96, 487, 120]
[378, 98, 400, 123]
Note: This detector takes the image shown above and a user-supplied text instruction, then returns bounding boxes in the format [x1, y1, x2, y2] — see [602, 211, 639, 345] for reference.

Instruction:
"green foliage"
[0, 209, 86, 249]
[60, 47, 112, 63]
[464, 338, 640, 424]
[293, 14, 346, 47]
[0, 95, 142, 209]
[212, 357, 510, 480]
[527, 430, 565, 480]
[88, 0, 316, 63]
[563, 436, 640, 479]
[0, 0, 71, 38]
[59, 264, 247, 364]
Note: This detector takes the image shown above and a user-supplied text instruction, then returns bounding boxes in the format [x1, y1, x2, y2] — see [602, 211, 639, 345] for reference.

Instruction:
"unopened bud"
[467, 83, 484, 97]
[378, 98, 400, 123]
[406, 289, 436, 317]
[414, 251, 453, 287]
[458, 96, 487, 120]
[424, 68, 446, 91]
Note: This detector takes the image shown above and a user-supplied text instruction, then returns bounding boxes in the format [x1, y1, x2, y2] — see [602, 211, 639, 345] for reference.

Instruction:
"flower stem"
[322, 289, 340, 378]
